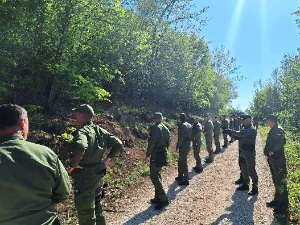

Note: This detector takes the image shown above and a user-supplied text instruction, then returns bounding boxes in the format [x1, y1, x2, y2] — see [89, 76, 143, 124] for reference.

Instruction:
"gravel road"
[106, 133, 282, 225]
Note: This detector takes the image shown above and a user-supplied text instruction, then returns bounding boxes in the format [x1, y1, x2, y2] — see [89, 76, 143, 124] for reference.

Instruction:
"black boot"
[204, 158, 213, 163]
[236, 184, 249, 191]
[175, 177, 182, 181]
[150, 198, 160, 204]
[234, 176, 243, 185]
[155, 201, 169, 210]
[178, 180, 189, 186]
[193, 168, 203, 174]
[266, 200, 279, 208]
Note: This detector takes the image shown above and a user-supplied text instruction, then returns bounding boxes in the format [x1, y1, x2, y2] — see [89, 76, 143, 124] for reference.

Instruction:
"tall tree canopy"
[0, 0, 239, 113]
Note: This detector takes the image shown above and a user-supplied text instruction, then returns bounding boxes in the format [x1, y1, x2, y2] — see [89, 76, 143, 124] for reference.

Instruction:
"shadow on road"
[122, 181, 187, 225]
[123, 141, 238, 225]
[212, 190, 257, 225]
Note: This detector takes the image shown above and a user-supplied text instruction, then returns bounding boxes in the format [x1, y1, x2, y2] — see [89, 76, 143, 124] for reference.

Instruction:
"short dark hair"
[0, 104, 28, 129]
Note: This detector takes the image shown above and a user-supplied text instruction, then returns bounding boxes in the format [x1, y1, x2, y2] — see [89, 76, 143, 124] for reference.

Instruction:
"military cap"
[180, 113, 186, 120]
[72, 104, 94, 117]
[154, 112, 163, 119]
[265, 114, 278, 122]
[203, 114, 209, 118]
[240, 114, 251, 120]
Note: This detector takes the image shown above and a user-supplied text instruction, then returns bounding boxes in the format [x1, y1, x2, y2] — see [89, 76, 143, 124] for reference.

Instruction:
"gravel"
[106, 133, 282, 225]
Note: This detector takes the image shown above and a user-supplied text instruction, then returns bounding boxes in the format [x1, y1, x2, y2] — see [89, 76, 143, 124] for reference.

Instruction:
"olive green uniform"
[176, 122, 193, 181]
[146, 122, 170, 203]
[0, 134, 71, 225]
[264, 125, 288, 209]
[213, 121, 221, 153]
[221, 119, 229, 146]
[234, 117, 241, 131]
[229, 119, 234, 142]
[231, 125, 258, 189]
[192, 122, 203, 170]
[70, 121, 122, 225]
[204, 120, 214, 161]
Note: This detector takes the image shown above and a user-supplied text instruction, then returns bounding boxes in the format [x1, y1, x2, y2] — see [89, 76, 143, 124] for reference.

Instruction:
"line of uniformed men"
[146, 112, 289, 215]
[0, 104, 289, 225]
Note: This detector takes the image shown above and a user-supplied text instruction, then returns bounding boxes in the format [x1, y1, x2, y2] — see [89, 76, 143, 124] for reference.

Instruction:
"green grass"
[259, 126, 300, 224]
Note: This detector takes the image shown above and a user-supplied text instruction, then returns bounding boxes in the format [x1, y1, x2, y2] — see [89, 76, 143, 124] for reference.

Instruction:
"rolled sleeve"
[70, 131, 88, 167]
[107, 133, 123, 158]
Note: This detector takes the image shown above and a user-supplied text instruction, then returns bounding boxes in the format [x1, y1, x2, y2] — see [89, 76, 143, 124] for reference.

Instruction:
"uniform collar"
[81, 120, 93, 128]
[270, 124, 278, 132]
[0, 133, 24, 144]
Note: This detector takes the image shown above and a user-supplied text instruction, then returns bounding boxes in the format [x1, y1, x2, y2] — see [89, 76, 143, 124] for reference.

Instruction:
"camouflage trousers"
[268, 155, 288, 208]
[214, 134, 221, 152]
[150, 160, 168, 202]
[193, 141, 203, 170]
[71, 165, 106, 225]
[205, 134, 214, 161]
[240, 151, 258, 189]
[223, 133, 228, 146]
[178, 146, 191, 181]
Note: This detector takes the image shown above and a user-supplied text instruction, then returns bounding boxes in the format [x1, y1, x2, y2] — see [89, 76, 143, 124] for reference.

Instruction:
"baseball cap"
[72, 104, 94, 117]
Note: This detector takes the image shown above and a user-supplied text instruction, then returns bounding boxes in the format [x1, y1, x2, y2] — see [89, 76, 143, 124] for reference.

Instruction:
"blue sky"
[195, 0, 300, 111]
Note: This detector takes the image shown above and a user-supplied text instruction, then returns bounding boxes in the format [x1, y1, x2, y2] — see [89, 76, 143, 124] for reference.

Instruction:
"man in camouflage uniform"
[233, 114, 243, 184]
[69, 104, 123, 225]
[225, 114, 258, 195]
[229, 115, 235, 143]
[213, 116, 221, 154]
[192, 117, 203, 173]
[0, 104, 71, 225]
[203, 114, 214, 163]
[176, 113, 193, 185]
[145, 112, 170, 210]
[233, 114, 239, 131]
[221, 115, 229, 148]
[264, 114, 288, 214]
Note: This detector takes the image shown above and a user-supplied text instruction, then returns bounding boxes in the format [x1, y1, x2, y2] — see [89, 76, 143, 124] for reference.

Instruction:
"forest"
[1, 0, 300, 224]
[0, 0, 240, 114]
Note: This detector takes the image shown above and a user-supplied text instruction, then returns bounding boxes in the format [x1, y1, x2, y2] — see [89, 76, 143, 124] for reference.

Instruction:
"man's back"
[221, 119, 229, 130]
[213, 121, 221, 134]
[0, 134, 71, 225]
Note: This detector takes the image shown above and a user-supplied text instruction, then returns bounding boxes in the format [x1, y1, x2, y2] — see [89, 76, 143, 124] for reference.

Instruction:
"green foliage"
[23, 105, 44, 124]
[210, 46, 241, 113]
[138, 141, 147, 153]
[61, 133, 74, 143]
[0, 0, 238, 114]
[141, 165, 150, 177]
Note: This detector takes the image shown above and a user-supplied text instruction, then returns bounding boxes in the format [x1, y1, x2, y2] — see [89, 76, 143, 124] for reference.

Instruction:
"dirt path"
[106, 133, 281, 225]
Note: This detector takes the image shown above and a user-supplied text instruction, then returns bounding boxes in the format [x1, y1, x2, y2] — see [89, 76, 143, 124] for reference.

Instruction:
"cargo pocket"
[156, 151, 168, 167]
